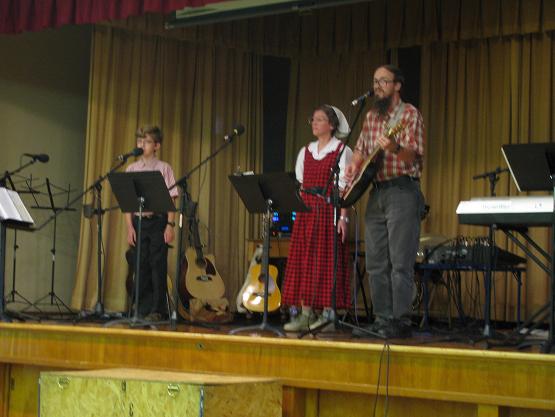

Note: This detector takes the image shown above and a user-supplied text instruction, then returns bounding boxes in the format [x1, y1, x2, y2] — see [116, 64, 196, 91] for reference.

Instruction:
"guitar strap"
[386, 101, 405, 133]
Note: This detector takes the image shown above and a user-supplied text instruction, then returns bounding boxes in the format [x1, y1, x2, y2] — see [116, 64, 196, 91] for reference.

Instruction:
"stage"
[0, 320, 554, 417]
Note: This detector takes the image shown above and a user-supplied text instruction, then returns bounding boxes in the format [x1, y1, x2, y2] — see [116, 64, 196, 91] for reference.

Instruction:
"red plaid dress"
[282, 144, 351, 309]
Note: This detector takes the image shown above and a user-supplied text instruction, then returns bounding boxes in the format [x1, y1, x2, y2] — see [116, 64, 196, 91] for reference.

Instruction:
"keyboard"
[456, 196, 554, 227]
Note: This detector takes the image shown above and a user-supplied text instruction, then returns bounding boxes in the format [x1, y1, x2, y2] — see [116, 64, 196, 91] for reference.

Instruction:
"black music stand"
[502, 143, 555, 353]
[2, 174, 41, 316]
[104, 171, 175, 329]
[25, 178, 75, 317]
[0, 187, 35, 322]
[228, 172, 309, 337]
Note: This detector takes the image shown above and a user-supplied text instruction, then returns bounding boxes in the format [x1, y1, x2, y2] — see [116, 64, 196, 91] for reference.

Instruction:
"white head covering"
[327, 105, 350, 139]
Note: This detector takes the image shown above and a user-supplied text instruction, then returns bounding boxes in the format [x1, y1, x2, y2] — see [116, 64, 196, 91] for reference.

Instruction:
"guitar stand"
[161, 133, 248, 331]
[167, 174, 226, 331]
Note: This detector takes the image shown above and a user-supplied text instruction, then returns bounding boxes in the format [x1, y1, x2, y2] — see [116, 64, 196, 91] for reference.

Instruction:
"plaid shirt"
[354, 100, 425, 181]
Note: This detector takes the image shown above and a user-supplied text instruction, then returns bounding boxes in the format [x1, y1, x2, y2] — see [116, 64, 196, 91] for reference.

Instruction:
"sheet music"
[0, 187, 34, 224]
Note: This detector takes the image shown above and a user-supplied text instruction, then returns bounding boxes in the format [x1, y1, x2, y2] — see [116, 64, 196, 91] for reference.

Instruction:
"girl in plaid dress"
[282, 105, 353, 332]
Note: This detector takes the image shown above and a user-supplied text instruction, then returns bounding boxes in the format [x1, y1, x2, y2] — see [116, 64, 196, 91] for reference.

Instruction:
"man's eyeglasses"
[373, 78, 394, 87]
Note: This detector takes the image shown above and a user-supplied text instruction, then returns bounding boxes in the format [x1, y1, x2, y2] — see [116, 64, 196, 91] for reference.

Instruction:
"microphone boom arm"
[0, 159, 40, 188]
[35, 159, 127, 231]
[171, 133, 238, 190]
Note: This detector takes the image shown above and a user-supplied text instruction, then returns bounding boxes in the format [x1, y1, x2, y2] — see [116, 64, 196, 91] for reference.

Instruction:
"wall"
[0, 25, 91, 313]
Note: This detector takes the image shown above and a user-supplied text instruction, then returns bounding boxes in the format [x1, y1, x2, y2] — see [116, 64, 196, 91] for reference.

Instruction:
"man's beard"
[372, 95, 392, 117]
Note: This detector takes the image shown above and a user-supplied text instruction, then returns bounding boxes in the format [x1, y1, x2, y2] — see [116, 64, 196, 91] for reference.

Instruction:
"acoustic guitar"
[238, 245, 281, 313]
[179, 201, 225, 301]
[341, 122, 405, 208]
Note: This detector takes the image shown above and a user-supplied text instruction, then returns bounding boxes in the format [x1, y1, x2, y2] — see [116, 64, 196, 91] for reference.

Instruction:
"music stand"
[0, 187, 35, 322]
[228, 172, 309, 336]
[2, 174, 41, 317]
[104, 171, 175, 329]
[25, 178, 75, 317]
[502, 142, 555, 353]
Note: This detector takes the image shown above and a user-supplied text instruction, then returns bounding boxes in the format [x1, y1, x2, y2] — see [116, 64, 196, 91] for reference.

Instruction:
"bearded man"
[344, 64, 426, 338]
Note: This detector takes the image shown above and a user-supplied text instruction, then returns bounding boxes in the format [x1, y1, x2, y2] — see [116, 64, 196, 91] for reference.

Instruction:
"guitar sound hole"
[197, 275, 213, 282]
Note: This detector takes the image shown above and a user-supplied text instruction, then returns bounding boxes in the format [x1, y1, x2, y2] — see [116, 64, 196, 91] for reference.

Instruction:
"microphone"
[224, 124, 245, 143]
[351, 90, 374, 106]
[472, 167, 509, 180]
[23, 153, 49, 163]
[117, 147, 143, 161]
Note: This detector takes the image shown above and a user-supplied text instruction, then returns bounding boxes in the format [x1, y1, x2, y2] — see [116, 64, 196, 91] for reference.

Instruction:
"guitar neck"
[361, 123, 404, 166]
[190, 219, 205, 261]
[185, 201, 206, 263]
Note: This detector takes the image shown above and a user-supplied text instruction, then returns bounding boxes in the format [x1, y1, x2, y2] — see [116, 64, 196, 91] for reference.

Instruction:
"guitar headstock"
[386, 122, 405, 139]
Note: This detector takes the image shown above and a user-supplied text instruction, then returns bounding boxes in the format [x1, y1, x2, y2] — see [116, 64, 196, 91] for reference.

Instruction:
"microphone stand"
[472, 167, 508, 338]
[299, 99, 381, 338]
[36, 158, 128, 320]
[0, 158, 43, 185]
[167, 136, 239, 331]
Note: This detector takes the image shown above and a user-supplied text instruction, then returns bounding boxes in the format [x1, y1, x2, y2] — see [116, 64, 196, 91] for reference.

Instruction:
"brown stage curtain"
[71, 25, 262, 312]
[284, 48, 388, 163]
[420, 32, 555, 320]
[107, 0, 555, 57]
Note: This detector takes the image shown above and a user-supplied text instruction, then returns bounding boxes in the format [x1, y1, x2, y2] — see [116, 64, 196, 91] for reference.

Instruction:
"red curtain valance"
[0, 0, 229, 34]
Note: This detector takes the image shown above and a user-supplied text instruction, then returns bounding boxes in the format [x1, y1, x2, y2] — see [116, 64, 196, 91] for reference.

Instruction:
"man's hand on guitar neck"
[377, 133, 397, 152]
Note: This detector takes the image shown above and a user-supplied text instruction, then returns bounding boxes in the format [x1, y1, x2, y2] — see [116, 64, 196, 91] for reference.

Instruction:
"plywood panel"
[39, 368, 281, 417]
[126, 380, 200, 417]
[40, 373, 125, 417]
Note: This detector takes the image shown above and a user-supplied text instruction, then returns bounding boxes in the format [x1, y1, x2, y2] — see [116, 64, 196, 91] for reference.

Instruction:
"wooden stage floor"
[0, 317, 554, 417]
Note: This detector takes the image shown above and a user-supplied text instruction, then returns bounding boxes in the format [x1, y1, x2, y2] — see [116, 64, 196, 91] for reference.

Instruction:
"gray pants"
[365, 178, 425, 322]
